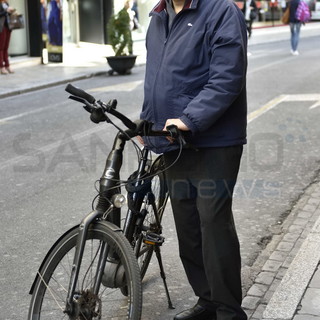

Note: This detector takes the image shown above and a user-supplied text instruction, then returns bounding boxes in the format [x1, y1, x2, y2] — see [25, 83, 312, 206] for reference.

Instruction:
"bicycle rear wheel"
[135, 156, 168, 279]
[28, 221, 142, 320]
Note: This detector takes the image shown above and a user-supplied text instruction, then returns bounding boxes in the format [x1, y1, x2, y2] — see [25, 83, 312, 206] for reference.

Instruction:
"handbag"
[7, 13, 24, 30]
[281, 6, 290, 24]
[250, 9, 257, 20]
[0, 16, 5, 33]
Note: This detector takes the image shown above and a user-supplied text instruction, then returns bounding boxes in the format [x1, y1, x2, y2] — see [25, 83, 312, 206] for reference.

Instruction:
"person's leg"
[294, 22, 301, 52]
[3, 27, 12, 70]
[194, 146, 247, 320]
[248, 20, 253, 38]
[290, 23, 301, 52]
[245, 20, 251, 38]
[164, 147, 247, 320]
[164, 149, 213, 305]
[290, 23, 295, 51]
[0, 28, 6, 69]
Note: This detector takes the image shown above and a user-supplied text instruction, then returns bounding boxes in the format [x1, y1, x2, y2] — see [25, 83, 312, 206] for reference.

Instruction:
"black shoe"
[173, 304, 216, 320]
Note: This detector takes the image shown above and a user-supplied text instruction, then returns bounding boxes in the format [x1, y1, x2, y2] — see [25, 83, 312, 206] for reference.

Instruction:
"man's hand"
[163, 118, 189, 143]
[163, 119, 189, 131]
[136, 119, 190, 146]
[136, 135, 145, 145]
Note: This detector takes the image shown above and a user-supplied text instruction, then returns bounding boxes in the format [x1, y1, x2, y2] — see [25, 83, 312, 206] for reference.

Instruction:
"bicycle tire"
[28, 221, 142, 320]
[135, 156, 168, 279]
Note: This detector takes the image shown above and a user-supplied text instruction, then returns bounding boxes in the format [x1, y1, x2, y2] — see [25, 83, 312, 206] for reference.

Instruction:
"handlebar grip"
[65, 83, 95, 104]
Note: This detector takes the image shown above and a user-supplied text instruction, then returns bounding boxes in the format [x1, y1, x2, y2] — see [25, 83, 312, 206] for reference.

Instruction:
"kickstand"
[154, 245, 175, 309]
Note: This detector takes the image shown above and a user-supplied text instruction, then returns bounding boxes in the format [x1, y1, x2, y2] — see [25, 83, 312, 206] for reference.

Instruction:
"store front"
[60, 0, 158, 47]
[8, 0, 28, 56]
[8, 0, 158, 60]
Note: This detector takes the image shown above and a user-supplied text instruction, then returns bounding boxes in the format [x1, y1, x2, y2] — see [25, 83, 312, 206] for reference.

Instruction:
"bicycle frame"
[30, 85, 182, 318]
[65, 129, 156, 315]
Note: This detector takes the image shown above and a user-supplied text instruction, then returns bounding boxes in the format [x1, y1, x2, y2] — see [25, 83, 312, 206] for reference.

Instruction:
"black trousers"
[164, 146, 247, 320]
[246, 19, 254, 37]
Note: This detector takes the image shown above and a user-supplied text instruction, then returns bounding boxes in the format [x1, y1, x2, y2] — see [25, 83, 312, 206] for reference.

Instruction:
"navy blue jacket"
[141, 0, 248, 154]
[289, 0, 300, 23]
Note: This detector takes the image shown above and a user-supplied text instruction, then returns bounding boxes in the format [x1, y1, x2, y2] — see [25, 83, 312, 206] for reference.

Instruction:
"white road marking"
[1, 93, 319, 171]
[248, 93, 320, 123]
[0, 102, 68, 124]
[88, 80, 144, 93]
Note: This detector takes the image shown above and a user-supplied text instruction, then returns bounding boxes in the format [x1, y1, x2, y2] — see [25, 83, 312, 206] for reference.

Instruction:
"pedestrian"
[0, 0, 15, 74]
[119, 0, 134, 54]
[242, 0, 258, 38]
[140, 0, 248, 319]
[280, 0, 287, 13]
[47, 0, 62, 46]
[288, 0, 302, 55]
[40, 0, 48, 37]
[131, 0, 139, 24]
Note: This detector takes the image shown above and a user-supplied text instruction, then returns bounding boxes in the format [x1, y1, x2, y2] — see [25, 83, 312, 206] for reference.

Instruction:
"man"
[140, 0, 248, 319]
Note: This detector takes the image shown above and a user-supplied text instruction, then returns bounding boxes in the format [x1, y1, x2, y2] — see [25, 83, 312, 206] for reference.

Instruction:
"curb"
[253, 23, 286, 29]
[0, 61, 146, 100]
[0, 70, 108, 99]
[243, 178, 320, 320]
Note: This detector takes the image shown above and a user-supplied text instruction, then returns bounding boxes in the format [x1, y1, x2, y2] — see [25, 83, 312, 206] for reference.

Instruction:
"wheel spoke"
[29, 223, 142, 319]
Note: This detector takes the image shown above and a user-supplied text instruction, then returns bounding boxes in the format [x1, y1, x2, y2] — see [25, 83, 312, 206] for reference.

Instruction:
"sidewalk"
[243, 179, 320, 320]
[0, 40, 148, 99]
[2, 22, 320, 320]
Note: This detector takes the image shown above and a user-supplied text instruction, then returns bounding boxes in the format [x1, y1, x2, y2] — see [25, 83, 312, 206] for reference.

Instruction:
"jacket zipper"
[150, 10, 187, 129]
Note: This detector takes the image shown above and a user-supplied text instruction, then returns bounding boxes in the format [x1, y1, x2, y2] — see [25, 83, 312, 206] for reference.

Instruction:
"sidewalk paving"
[243, 179, 320, 320]
[1, 21, 320, 320]
[0, 40, 147, 99]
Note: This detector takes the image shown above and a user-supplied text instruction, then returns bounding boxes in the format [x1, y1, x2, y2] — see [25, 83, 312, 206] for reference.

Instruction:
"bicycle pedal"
[143, 232, 164, 246]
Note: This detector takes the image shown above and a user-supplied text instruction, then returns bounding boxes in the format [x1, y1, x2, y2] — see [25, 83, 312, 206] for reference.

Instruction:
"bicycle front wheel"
[29, 221, 142, 320]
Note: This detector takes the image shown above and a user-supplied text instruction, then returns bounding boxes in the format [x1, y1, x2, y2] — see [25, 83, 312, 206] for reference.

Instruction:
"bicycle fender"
[29, 224, 80, 295]
[98, 220, 123, 232]
[29, 221, 123, 295]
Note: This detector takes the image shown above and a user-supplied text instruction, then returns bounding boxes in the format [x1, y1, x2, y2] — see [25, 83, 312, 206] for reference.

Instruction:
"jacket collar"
[151, 0, 199, 14]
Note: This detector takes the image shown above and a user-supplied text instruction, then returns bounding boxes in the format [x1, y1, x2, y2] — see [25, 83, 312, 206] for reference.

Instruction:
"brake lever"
[68, 95, 95, 113]
[104, 99, 117, 112]
[90, 108, 112, 124]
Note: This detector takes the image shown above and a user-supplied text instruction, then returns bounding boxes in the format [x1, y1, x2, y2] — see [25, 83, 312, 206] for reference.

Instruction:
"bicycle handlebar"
[66, 83, 137, 129]
[102, 100, 137, 131]
[65, 83, 96, 104]
[65, 83, 186, 143]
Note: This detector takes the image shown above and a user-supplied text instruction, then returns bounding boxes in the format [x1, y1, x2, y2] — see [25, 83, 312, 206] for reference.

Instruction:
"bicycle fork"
[65, 133, 126, 316]
[64, 210, 109, 316]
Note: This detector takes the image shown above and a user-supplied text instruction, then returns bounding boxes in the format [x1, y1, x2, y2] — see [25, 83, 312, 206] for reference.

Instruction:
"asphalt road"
[1, 33, 320, 319]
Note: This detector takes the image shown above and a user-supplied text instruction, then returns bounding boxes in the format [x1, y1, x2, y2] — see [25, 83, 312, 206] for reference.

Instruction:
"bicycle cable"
[93, 135, 184, 196]
[90, 107, 185, 209]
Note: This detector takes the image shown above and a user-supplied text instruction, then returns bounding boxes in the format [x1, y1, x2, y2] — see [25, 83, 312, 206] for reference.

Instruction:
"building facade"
[8, 0, 158, 58]
[8, 0, 320, 58]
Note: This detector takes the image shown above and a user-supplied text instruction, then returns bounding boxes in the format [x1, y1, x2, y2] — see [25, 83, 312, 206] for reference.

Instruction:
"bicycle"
[28, 83, 186, 320]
